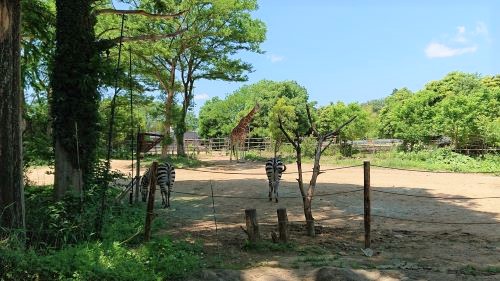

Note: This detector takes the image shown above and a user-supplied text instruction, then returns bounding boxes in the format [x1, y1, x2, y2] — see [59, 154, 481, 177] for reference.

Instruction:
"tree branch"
[325, 116, 358, 139]
[306, 104, 318, 137]
[321, 137, 336, 154]
[108, 28, 187, 44]
[96, 9, 187, 19]
[132, 51, 170, 91]
[278, 116, 298, 149]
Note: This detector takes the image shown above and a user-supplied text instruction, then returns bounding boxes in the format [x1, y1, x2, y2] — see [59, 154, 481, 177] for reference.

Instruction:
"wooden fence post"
[364, 160, 371, 249]
[144, 161, 158, 242]
[277, 208, 289, 243]
[245, 209, 260, 243]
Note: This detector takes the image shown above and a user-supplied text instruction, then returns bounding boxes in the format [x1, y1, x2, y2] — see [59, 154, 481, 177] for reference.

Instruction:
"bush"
[2, 185, 204, 280]
[1, 238, 203, 281]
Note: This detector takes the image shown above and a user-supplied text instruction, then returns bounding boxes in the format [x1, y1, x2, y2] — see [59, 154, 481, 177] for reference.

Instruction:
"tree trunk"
[176, 78, 192, 157]
[51, 0, 98, 199]
[53, 140, 82, 199]
[161, 93, 174, 156]
[0, 0, 25, 230]
[161, 64, 176, 156]
[304, 138, 324, 237]
[294, 143, 315, 236]
[175, 104, 187, 156]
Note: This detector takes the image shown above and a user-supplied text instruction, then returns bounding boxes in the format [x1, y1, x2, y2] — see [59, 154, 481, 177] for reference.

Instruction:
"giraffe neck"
[231, 105, 259, 142]
[237, 107, 258, 128]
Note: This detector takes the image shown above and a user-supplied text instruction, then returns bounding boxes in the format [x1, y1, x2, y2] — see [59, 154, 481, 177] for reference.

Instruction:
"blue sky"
[193, 0, 498, 112]
[115, 1, 499, 113]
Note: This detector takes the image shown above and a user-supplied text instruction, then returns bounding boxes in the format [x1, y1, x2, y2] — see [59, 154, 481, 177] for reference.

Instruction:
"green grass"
[242, 240, 296, 252]
[294, 255, 341, 267]
[247, 147, 499, 174]
[1, 185, 204, 281]
[309, 148, 500, 174]
[458, 265, 500, 276]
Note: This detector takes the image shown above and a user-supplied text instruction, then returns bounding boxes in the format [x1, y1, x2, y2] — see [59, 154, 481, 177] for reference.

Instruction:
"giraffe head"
[254, 101, 261, 111]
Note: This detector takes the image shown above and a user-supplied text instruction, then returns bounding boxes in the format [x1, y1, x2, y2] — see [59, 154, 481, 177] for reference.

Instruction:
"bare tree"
[278, 105, 356, 236]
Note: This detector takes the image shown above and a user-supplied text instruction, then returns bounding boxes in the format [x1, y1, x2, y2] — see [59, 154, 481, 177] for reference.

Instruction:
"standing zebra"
[140, 162, 176, 208]
[265, 158, 286, 202]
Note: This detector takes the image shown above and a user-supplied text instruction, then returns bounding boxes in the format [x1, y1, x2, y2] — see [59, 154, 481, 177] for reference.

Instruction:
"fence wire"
[160, 162, 500, 230]
[371, 214, 500, 225]
[371, 164, 499, 174]
[180, 164, 363, 176]
[372, 189, 500, 200]
[172, 188, 364, 199]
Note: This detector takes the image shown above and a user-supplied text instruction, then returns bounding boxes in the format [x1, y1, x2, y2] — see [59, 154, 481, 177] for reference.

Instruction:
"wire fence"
[164, 163, 500, 228]
[129, 160, 500, 249]
[371, 164, 499, 174]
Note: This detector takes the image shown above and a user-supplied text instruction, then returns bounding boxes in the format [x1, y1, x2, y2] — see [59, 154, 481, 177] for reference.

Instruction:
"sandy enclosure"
[28, 157, 500, 238]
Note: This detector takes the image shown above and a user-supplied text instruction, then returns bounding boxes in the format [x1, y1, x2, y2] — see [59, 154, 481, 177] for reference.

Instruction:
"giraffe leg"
[230, 144, 233, 162]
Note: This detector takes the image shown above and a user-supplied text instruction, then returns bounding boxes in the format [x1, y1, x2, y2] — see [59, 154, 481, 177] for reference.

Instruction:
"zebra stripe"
[140, 162, 176, 208]
[265, 158, 286, 202]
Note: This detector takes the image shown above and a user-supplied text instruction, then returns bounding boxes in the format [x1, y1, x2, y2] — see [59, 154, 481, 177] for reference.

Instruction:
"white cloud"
[267, 53, 285, 63]
[425, 42, 477, 58]
[475, 22, 488, 36]
[453, 26, 467, 43]
[425, 22, 489, 59]
[194, 93, 209, 101]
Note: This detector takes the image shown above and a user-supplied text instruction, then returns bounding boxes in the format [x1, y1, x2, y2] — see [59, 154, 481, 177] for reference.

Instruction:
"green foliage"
[1, 237, 202, 281]
[141, 154, 204, 168]
[458, 264, 500, 276]
[24, 186, 98, 249]
[21, 0, 56, 95]
[379, 72, 500, 149]
[1, 183, 203, 280]
[199, 80, 310, 139]
[321, 148, 500, 173]
[317, 102, 370, 140]
[23, 100, 53, 166]
[50, 0, 100, 184]
[98, 95, 158, 159]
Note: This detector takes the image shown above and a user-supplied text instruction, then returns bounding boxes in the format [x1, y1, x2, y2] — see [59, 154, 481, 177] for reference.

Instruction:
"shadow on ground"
[142, 165, 500, 281]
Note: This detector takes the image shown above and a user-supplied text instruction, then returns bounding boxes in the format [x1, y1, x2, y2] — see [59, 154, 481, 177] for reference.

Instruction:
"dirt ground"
[28, 155, 500, 280]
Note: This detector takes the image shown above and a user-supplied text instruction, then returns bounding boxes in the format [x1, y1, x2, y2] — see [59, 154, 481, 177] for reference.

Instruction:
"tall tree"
[175, 0, 265, 155]
[51, 0, 99, 199]
[0, 0, 25, 231]
[50, 0, 185, 199]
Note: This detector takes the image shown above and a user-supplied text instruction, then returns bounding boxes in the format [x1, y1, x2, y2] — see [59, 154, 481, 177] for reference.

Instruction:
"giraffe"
[230, 103, 260, 162]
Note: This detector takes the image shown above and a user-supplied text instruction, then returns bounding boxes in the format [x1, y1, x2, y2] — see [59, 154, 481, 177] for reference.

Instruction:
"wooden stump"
[277, 208, 289, 243]
[245, 209, 260, 242]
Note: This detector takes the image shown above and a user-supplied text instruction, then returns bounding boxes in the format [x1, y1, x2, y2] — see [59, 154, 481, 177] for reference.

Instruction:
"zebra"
[140, 162, 176, 208]
[265, 158, 287, 202]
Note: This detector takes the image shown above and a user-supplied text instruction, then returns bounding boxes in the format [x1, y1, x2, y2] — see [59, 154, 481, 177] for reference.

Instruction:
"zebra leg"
[268, 181, 273, 201]
[166, 185, 172, 208]
[159, 184, 167, 208]
[274, 180, 280, 203]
